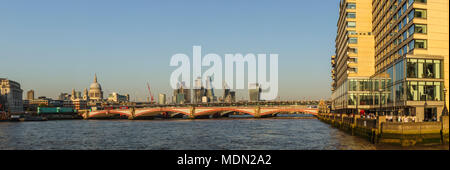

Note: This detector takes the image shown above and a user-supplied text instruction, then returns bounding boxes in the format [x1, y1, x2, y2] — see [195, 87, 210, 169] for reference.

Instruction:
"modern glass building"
[371, 0, 448, 121]
[331, 0, 449, 122]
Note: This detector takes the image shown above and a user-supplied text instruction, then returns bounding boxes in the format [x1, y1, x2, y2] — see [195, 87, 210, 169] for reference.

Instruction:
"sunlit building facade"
[331, 0, 376, 113]
[332, 0, 449, 122]
[0, 78, 23, 113]
[371, 0, 448, 121]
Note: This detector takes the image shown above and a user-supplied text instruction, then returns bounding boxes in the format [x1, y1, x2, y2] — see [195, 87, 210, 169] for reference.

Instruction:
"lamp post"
[379, 88, 383, 116]
[356, 94, 359, 116]
[424, 86, 429, 121]
[442, 87, 448, 116]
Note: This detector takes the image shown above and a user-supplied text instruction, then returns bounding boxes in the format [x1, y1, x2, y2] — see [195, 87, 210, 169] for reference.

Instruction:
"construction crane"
[147, 82, 154, 104]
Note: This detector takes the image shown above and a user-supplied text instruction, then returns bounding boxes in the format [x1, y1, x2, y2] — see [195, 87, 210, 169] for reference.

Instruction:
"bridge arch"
[194, 107, 257, 117]
[135, 107, 191, 117]
[88, 110, 131, 118]
[260, 108, 318, 116]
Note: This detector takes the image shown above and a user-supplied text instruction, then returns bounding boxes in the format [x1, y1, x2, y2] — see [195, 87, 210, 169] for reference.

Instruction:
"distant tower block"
[27, 90, 35, 100]
[158, 93, 166, 105]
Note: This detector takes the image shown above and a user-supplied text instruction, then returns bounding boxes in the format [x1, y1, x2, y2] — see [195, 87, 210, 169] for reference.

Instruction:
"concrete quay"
[317, 113, 449, 146]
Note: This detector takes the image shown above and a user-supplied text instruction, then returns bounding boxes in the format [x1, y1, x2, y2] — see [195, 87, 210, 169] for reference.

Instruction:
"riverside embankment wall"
[317, 114, 449, 146]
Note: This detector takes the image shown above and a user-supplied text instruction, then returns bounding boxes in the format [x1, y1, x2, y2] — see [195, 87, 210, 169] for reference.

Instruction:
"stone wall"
[317, 113, 449, 146]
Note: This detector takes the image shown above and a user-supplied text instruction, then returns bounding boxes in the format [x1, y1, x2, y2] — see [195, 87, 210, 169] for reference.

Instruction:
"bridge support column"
[254, 107, 261, 118]
[84, 112, 90, 120]
[128, 107, 136, 120]
[188, 107, 196, 119]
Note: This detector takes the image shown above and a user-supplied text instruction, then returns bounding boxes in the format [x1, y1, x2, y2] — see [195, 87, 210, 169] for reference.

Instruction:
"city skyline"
[0, 0, 339, 101]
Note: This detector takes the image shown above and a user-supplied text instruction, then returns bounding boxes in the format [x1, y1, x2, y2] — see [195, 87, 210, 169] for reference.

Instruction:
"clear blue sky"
[0, 0, 339, 101]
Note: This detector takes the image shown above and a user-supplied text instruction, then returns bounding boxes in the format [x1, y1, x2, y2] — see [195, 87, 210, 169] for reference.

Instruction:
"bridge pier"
[83, 112, 89, 120]
[254, 107, 261, 118]
[188, 107, 195, 119]
[128, 107, 136, 120]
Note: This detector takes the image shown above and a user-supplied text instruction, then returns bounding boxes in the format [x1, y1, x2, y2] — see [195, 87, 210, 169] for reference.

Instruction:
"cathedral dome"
[89, 74, 102, 90]
[90, 82, 102, 90]
[88, 74, 104, 100]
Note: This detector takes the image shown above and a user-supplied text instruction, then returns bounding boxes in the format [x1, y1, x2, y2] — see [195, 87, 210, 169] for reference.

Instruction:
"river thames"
[0, 117, 447, 150]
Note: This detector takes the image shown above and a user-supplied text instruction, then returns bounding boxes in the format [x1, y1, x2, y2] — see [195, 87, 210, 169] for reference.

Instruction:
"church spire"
[94, 73, 97, 83]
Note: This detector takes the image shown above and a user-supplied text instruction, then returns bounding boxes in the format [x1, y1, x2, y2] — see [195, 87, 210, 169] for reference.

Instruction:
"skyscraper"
[249, 83, 261, 102]
[193, 77, 205, 103]
[27, 90, 35, 100]
[205, 76, 215, 102]
[331, 0, 449, 122]
[158, 93, 166, 105]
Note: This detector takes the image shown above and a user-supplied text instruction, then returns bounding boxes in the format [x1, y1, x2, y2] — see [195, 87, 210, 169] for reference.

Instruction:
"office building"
[249, 83, 261, 102]
[27, 90, 34, 100]
[331, 0, 449, 122]
[107, 92, 130, 103]
[331, 0, 375, 113]
[0, 78, 23, 113]
[158, 93, 166, 105]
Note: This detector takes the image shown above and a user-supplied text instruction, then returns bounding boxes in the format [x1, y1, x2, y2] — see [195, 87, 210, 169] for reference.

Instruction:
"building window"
[414, 9, 427, 19]
[348, 47, 358, 53]
[408, 40, 415, 52]
[415, 81, 443, 101]
[359, 93, 372, 105]
[348, 57, 357, 63]
[407, 59, 418, 78]
[347, 3, 356, 9]
[395, 60, 405, 82]
[402, 31, 408, 41]
[348, 93, 356, 105]
[423, 60, 435, 78]
[407, 81, 418, 100]
[395, 82, 405, 102]
[414, 39, 427, 49]
[347, 12, 356, 18]
[402, 17, 407, 27]
[415, 24, 427, 34]
[349, 80, 357, 91]
[402, 3, 407, 14]
[403, 45, 408, 55]
[415, 0, 427, 3]
[348, 37, 358, 44]
[413, 59, 442, 79]
[408, 10, 414, 22]
[359, 79, 371, 91]
[408, 25, 414, 37]
[347, 21, 356, 28]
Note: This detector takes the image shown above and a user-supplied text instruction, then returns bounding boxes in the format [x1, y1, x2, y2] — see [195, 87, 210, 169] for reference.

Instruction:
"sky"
[0, 0, 339, 101]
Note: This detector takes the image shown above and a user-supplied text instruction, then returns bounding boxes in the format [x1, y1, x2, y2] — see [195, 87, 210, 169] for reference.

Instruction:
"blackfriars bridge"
[83, 106, 319, 119]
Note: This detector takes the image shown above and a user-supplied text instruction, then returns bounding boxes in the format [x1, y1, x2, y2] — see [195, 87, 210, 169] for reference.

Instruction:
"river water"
[0, 118, 447, 150]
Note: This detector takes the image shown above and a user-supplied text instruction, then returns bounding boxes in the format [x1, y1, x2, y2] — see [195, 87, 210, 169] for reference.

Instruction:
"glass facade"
[407, 59, 442, 79]
[333, 58, 444, 111]
[333, 78, 390, 108]
[407, 81, 443, 101]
